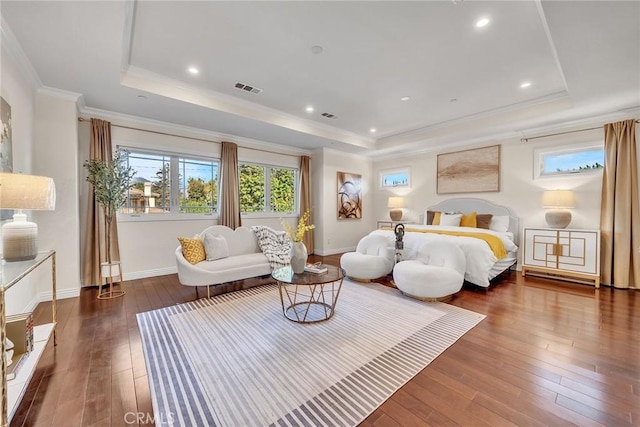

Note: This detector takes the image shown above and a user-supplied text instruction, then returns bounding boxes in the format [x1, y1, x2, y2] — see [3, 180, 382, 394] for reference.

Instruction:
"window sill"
[117, 213, 217, 223]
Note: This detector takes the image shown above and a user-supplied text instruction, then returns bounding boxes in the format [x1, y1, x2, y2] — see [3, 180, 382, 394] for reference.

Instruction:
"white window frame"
[239, 161, 299, 219]
[534, 142, 604, 180]
[117, 146, 220, 222]
[379, 167, 411, 189]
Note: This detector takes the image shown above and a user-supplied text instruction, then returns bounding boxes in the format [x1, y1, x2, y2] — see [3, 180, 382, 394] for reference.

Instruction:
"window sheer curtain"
[600, 119, 640, 289]
[299, 155, 314, 254]
[219, 141, 241, 229]
[82, 118, 121, 286]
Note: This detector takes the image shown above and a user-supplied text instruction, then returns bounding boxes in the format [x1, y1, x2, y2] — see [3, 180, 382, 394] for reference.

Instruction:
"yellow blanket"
[385, 227, 508, 260]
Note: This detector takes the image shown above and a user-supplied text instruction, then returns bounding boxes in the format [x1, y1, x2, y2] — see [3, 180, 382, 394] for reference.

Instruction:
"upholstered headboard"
[423, 198, 520, 245]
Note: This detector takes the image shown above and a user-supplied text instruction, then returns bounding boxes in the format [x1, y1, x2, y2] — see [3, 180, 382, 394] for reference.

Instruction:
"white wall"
[33, 90, 81, 298]
[313, 148, 373, 255]
[0, 42, 38, 314]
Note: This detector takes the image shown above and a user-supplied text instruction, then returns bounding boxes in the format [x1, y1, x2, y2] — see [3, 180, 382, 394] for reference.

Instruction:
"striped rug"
[137, 280, 484, 426]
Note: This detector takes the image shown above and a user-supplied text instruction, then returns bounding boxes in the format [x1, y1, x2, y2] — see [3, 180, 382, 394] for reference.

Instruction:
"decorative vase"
[290, 241, 308, 274]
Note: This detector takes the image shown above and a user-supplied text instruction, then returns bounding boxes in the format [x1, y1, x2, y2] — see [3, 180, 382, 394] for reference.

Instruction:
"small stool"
[340, 235, 395, 282]
[393, 240, 465, 301]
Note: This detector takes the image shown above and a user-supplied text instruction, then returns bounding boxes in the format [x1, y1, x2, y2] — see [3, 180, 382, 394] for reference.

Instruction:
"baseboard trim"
[315, 246, 355, 256]
[39, 288, 80, 302]
[122, 266, 177, 281]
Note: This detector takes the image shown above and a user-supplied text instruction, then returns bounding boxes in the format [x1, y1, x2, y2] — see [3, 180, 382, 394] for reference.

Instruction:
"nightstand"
[522, 227, 600, 288]
[376, 220, 405, 229]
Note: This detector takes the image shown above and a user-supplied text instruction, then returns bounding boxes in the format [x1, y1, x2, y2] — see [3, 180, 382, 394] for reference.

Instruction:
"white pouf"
[340, 235, 395, 281]
[393, 240, 466, 301]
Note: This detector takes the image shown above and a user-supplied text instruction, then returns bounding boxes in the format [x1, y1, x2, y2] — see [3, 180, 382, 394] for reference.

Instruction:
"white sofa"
[175, 225, 272, 298]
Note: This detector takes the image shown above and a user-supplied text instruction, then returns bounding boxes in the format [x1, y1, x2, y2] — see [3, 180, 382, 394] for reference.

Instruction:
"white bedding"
[370, 224, 518, 287]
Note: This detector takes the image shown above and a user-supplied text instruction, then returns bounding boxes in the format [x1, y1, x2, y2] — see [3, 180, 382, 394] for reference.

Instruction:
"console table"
[1, 250, 57, 426]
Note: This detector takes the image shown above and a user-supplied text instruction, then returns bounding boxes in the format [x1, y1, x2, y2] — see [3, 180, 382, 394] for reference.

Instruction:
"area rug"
[137, 280, 485, 426]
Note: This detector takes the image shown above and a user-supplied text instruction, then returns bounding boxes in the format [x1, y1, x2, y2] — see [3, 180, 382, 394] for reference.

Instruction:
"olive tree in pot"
[84, 150, 135, 299]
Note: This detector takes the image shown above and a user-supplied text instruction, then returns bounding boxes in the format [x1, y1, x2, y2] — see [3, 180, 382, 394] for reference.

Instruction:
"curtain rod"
[77, 116, 303, 158]
[520, 119, 640, 143]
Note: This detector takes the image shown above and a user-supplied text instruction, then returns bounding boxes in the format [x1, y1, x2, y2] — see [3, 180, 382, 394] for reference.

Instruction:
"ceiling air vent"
[234, 82, 263, 94]
[321, 112, 338, 119]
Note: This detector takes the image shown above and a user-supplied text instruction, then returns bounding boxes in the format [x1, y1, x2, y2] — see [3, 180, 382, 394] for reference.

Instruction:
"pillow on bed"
[490, 215, 510, 232]
[432, 211, 442, 225]
[460, 212, 477, 227]
[476, 214, 493, 229]
[424, 210, 438, 225]
[439, 213, 462, 226]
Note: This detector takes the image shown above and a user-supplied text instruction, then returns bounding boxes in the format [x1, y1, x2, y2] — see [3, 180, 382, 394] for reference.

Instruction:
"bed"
[370, 198, 519, 288]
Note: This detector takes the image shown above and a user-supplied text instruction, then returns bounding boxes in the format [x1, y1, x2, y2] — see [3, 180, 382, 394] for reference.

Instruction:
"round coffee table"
[271, 265, 345, 323]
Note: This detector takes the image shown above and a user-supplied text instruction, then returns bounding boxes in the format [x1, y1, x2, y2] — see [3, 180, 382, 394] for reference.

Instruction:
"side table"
[272, 265, 345, 323]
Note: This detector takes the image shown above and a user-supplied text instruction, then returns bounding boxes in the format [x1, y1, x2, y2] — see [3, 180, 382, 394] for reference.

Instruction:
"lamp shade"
[0, 173, 56, 261]
[387, 197, 405, 208]
[0, 173, 56, 210]
[542, 190, 575, 209]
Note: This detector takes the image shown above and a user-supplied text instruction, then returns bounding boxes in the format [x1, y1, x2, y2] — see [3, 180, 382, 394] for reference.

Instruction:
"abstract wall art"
[337, 171, 362, 219]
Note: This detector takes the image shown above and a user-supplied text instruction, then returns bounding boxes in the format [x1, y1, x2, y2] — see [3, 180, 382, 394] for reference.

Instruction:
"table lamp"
[0, 173, 56, 261]
[388, 196, 405, 221]
[542, 189, 574, 229]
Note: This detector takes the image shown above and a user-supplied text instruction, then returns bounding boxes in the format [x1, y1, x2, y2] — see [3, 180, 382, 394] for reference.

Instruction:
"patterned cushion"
[178, 236, 206, 264]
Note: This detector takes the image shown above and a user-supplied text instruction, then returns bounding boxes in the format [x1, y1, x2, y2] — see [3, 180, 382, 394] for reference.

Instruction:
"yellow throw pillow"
[460, 211, 477, 228]
[178, 236, 205, 264]
[432, 211, 442, 225]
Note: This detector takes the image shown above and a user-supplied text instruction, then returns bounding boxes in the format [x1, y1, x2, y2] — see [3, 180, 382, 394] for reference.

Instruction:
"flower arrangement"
[282, 209, 315, 242]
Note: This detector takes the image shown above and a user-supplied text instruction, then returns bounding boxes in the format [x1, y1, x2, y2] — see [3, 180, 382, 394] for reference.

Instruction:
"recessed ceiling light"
[370, 128, 377, 133]
[137, 95, 147, 100]
[475, 17, 490, 28]
[400, 96, 410, 101]
[310, 45, 324, 55]
[520, 81, 532, 88]
[187, 66, 199, 75]
[450, 98, 458, 102]
[305, 106, 314, 112]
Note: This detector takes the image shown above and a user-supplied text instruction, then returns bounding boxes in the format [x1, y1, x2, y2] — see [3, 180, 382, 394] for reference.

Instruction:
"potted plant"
[84, 150, 135, 299]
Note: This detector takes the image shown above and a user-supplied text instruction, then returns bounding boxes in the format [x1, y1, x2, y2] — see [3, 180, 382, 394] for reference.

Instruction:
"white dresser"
[522, 227, 600, 288]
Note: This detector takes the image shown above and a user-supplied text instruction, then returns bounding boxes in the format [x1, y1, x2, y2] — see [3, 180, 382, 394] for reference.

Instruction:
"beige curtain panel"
[600, 119, 640, 289]
[299, 155, 314, 254]
[82, 118, 121, 286]
[219, 141, 242, 229]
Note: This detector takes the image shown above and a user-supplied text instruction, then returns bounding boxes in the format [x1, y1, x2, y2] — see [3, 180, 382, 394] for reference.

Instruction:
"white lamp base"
[2, 212, 38, 261]
[390, 209, 403, 221]
[545, 209, 572, 229]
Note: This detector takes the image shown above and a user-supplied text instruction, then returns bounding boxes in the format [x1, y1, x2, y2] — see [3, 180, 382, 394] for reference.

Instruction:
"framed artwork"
[1, 97, 13, 220]
[437, 144, 500, 194]
[1, 96, 12, 172]
[379, 167, 410, 189]
[337, 171, 362, 219]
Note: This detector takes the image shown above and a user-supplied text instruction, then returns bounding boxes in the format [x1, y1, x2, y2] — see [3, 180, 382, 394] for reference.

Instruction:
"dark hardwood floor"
[12, 254, 640, 426]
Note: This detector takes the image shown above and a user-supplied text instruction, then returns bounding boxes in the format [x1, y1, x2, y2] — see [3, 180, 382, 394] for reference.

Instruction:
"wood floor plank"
[10, 256, 640, 427]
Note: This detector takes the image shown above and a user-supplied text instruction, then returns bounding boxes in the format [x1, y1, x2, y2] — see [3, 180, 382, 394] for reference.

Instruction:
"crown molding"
[37, 86, 83, 102]
[0, 16, 42, 90]
[78, 105, 314, 156]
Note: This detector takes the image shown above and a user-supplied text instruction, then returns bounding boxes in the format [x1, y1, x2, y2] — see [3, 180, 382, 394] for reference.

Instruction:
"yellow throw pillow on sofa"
[460, 212, 477, 227]
[178, 236, 206, 264]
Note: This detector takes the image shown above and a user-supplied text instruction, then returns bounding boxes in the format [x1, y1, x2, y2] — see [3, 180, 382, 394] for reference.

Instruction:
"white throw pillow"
[203, 233, 230, 261]
[439, 213, 462, 226]
[490, 215, 510, 232]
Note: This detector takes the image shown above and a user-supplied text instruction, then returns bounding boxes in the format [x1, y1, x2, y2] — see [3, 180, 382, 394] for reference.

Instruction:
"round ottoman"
[393, 240, 466, 301]
[340, 235, 395, 282]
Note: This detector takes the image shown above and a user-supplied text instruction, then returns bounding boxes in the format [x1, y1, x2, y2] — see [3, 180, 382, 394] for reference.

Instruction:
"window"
[534, 143, 604, 179]
[239, 163, 297, 215]
[121, 149, 219, 217]
[379, 167, 411, 189]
